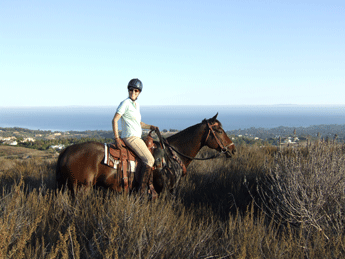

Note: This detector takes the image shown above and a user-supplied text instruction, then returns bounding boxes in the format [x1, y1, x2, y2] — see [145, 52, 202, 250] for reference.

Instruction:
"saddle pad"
[104, 143, 137, 172]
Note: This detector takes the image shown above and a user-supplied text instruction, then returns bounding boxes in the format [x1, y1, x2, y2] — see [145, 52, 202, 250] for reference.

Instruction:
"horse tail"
[56, 147, 68, 190]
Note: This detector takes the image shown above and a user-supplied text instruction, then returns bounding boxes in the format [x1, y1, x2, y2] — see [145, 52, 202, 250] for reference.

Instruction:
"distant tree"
[16, 137, 24, 142]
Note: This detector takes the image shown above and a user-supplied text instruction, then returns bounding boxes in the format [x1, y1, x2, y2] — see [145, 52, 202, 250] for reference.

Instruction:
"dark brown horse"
[56, 113, 235, 195]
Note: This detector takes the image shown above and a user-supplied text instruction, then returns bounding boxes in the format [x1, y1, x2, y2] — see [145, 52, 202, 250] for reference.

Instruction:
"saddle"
[103, 132, 164, 192]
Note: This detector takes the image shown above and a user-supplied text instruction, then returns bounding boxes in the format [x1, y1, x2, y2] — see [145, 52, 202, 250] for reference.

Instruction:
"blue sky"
[1, 0, 344, 107]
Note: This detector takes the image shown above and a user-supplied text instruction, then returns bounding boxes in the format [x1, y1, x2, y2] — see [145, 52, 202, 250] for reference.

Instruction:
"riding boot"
[139, 165, 151, 194]
[140, 164, 158, 200]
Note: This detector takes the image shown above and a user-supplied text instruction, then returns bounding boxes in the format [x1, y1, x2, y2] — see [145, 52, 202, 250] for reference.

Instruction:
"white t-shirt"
[116, 98, 142, 138]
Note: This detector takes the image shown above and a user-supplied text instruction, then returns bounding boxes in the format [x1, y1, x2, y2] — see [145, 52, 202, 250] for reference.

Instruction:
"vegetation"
[227, 124, 345, 143]
[1, 140, 345, 258]
[2, 124, 344, 150]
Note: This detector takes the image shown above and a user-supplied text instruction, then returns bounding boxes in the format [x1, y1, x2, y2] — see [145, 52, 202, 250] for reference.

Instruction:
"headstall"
[205, 122, 234, 153]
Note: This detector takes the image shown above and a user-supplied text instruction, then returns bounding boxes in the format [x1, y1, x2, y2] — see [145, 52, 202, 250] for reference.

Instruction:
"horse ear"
[209, 113, 218, 123]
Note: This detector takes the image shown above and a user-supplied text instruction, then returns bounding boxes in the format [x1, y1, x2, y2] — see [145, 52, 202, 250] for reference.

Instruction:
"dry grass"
[0, 146, 57, 159]
[0, 146, 57, 172]
[1, 142, 345, 258]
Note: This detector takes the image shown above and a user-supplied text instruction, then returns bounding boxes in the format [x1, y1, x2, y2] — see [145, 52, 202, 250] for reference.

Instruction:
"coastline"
[1, 105, 344, 132]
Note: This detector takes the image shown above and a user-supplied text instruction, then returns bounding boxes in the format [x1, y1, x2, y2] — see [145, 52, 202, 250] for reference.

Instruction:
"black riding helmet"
[128, 78, 143, 92]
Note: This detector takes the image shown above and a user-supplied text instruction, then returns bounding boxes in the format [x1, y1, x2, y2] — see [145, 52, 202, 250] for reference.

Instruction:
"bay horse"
[56, 113, 235, 195]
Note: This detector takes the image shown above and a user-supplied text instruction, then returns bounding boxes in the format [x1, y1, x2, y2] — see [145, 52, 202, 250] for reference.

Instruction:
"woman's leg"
[123, 137, 157, 198]
[123, 136, 154, 167]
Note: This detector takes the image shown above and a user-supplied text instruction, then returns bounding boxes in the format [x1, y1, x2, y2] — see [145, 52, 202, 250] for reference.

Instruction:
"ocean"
[0, 105, 344, 132]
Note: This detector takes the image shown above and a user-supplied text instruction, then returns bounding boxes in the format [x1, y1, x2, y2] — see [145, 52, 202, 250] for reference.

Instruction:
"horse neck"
[166, 123, 206, 167]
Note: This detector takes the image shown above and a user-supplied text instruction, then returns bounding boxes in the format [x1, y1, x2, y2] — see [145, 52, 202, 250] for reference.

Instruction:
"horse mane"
[166, 122, 202, 143]
[166, 117, 222, 143]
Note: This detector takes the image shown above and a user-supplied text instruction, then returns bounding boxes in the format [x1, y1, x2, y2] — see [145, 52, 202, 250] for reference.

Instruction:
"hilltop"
[1, 124, 344, 151]
[228, 124, 345, 139]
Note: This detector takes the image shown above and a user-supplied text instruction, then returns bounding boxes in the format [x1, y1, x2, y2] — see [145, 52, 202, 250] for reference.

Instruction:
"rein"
[153, 121, 233, 161]
[165, 143, 223, 160]
[151, 120, 234, 191]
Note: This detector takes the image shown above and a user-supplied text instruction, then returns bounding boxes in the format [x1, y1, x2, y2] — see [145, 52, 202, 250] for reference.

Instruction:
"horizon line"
[1, 104, 345, 108]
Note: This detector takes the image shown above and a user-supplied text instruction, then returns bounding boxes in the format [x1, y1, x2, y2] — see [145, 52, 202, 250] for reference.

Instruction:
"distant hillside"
[1, 124, 345, 143]
[0, 127, 114, 140]
[227, 124, 345, 141]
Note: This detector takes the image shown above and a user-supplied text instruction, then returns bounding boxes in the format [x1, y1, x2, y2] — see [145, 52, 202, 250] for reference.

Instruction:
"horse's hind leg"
[97, 164, 123, 192]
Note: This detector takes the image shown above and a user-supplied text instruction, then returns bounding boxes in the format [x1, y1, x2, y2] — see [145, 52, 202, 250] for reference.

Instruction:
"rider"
[112, 78, 158, 197]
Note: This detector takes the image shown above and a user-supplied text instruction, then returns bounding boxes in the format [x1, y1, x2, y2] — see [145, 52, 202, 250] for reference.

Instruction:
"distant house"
[284, 137, 292, 144]
[1, 136, 18, 145]
[284, 137, 299, 144]
[2, 136, 16, 141]
[22, 137, 35, 142]
[49, 144, 65, 150]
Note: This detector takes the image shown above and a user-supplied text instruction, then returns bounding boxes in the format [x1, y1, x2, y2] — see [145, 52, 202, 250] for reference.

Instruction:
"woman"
[112, 78, 158, 197]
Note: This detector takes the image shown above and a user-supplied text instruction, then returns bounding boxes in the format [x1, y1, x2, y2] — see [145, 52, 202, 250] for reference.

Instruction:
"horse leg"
[132, 162, 143, 192]
[148, 168, 158, 199]
[152, 169, 164, 194]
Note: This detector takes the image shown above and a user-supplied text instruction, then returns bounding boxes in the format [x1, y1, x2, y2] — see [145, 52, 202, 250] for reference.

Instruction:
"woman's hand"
[115, 138, 125, 149]
[150, 125, 159, 131]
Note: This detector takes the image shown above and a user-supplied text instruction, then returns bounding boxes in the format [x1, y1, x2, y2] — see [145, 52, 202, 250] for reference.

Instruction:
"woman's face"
[129, 88, 140, 101]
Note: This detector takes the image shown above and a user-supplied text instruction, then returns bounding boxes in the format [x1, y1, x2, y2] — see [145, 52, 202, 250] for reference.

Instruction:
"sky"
[1, 0, 344, 107]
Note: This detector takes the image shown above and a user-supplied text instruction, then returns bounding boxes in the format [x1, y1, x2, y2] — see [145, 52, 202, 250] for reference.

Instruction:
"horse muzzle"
[222, 143, 236, 158]
[224, 150, 233, 158]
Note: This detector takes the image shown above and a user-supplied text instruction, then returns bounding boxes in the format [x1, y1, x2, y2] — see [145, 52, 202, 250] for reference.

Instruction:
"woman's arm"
[141, 121, 158, 131]
[112, 113, 122, 139]
[140, 121, 151, 130]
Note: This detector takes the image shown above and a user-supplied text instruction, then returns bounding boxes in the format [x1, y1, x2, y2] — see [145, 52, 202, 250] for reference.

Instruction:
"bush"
[1, 142, 345, 258]
[257, 142, 345, 239]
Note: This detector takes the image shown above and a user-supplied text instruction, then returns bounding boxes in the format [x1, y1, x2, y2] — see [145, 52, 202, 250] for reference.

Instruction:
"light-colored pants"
[123, 136, 155, 167]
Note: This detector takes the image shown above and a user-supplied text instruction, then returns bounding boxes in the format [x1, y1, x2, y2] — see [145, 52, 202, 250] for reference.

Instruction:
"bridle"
[157, 121, 234, 161]
[204, 122, 235, 154]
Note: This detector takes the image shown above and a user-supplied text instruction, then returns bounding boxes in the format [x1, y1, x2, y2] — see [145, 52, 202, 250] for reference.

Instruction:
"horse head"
[203, 113, 236, 158]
